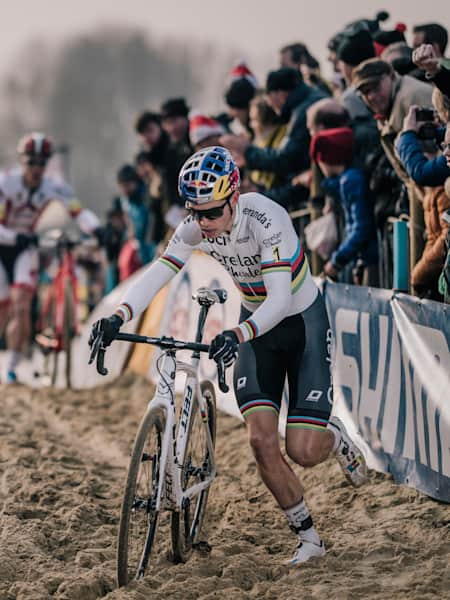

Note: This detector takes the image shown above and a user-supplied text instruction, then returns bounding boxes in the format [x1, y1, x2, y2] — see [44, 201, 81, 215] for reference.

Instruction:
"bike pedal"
[193, 541, 212, 554]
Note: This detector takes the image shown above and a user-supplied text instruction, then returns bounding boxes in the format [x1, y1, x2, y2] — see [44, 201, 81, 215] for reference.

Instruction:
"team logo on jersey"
[242, 207, 272, 229]
[304, 390, 323, 402]
[262, 231, 282, 247]
[237, 377, 247, 390]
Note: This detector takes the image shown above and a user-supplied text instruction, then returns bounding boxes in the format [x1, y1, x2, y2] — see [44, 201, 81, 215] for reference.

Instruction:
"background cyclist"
[0, 132, 100, 383]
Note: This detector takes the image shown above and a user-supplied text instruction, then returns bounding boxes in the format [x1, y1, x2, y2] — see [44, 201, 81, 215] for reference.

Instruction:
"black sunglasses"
[25, 158, 47, 167]
[189, 198, 231, 221]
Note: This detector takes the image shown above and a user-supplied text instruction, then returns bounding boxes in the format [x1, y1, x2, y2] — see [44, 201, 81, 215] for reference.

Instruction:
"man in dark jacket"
[160, 98, 193, 210]
[412, 43, 450, 98]
[221, 67, 325, 208]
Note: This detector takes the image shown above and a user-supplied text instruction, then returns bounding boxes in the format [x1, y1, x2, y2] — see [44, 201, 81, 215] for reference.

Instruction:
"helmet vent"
[206, 160, 223, 173]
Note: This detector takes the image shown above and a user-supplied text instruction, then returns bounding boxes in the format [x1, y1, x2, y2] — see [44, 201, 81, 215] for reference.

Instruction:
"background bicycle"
[35, 201, 99, 387]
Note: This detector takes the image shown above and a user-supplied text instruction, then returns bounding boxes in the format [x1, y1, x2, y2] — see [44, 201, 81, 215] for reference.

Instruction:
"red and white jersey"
[0, 169, 82, 244]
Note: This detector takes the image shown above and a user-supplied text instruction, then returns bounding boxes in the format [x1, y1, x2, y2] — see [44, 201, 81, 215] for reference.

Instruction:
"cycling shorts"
[233, 293, 333, 431]
[0, 245, 39, 300]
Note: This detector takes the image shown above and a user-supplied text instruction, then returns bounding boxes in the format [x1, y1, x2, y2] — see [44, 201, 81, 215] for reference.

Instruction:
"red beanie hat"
[310, 127, 354, 166]
[189, 113, 225, 146]
[228, 61, 259, 88]
[373, 23, 407, 56]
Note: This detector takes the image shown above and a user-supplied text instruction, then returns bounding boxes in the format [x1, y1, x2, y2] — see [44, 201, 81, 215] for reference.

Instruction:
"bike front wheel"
[171, 380, 217, 563]
[117, 407, 166, 587]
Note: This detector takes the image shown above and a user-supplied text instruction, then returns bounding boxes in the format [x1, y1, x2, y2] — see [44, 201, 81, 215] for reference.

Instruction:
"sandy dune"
[0, 375, 449, 600]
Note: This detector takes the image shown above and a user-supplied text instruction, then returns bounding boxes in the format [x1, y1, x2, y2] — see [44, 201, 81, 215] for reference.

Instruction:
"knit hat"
[189, 113, 225, 146]
[225, 61, 258, 109]
[225, 78, 257, 109]
[345, 10, 390, 35]
[266, 67, 303, 92]
[161, 97, 190, 119]
[336, 27, 375, 67]
[328, 32, 346, 53]
[228, 61, 259, 88]
[373, 23, 407, 56]
[310, 127, 354, 166]
[117, 164, 140, 183]
[352, 58, 394, 91]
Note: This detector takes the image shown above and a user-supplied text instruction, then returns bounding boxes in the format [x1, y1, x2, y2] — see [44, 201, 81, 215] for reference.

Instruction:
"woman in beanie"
[224, 61, 259, 137]
[310, 127, 379, 285]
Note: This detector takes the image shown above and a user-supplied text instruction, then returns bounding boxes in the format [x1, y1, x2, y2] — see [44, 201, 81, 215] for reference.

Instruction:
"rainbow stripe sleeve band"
[159, 254, 185, 273]
[116, 302, 133, 323]
[238, 317, 259, 341]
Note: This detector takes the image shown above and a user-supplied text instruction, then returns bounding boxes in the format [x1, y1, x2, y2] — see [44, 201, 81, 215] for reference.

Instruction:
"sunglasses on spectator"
[25, 158, 48, 167]
[441, 142, 450, 152]
[189, 197, 231, 221]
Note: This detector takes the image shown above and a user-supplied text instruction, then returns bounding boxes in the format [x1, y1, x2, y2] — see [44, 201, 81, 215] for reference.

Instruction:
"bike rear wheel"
[36, 291, 59, 386]
[62, 280, 74, 388]
[171, 380, 217, 563]
[117, 407, 166, 587]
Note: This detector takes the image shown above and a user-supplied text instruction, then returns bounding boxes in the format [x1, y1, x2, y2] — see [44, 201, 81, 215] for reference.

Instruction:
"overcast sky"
[0, 0, 450, 72]
[2, 0, 450, 80]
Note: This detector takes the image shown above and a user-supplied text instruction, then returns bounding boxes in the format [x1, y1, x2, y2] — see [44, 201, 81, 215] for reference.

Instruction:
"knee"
[286, 441, 322, 468]
[248, 431, 280, 469]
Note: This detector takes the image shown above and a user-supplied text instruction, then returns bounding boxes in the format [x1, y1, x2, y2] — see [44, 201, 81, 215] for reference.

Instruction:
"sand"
[0, 375, 449, 600]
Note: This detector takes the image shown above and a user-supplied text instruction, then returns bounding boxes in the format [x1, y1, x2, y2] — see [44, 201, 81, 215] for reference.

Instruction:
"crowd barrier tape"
[324, 282, 450, 502]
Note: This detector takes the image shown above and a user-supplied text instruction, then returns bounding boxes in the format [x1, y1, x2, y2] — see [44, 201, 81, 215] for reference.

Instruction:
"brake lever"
[88, 331, 108, 376]
[88, 330, 103, 364]
[217, 359, 229, 393]
[96, 346, 108, 376]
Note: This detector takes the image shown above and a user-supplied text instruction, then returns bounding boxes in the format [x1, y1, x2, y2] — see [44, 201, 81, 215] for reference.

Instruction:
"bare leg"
[0, 299, 10, 337]
[6, 287, 33, 352]
[245, 411, 304, 508]
[245, 411, 330, 563]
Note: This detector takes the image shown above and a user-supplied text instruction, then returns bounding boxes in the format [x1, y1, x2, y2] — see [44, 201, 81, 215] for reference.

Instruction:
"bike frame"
[39, 238, 79, 350]
[90, 287, 228, 518]
[148, 350, 216, 513]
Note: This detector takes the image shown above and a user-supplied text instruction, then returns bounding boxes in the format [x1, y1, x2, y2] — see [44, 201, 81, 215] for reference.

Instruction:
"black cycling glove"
[208, 330, 239, 367]
[89, 314, 123, 348]
[16, 233, 38, 251]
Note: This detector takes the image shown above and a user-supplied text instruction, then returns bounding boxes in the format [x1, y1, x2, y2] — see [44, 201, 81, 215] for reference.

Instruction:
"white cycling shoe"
[287, 539, 326, 566]
[329, 416, 368, 487]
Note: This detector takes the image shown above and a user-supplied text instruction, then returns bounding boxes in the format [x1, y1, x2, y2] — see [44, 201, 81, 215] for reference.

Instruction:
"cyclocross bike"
[36, 228, 94, 387]
[88, 286, 229, 587]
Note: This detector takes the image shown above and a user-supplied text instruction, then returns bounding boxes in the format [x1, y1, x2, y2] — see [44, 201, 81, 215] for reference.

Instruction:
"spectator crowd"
[100, 11, 450, 303]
